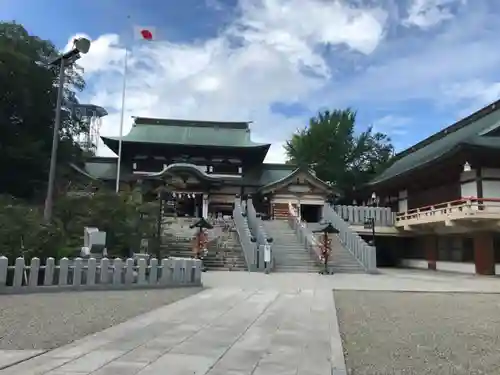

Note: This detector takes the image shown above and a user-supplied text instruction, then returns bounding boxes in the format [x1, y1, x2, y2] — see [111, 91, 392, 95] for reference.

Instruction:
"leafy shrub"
[0, 189, 158, 261]
[0, 195, 67, 261]
[53, 189, 158, 258]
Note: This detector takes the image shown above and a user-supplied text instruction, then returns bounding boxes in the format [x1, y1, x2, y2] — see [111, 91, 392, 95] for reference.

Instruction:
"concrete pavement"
[0, 284, 345, 374]
[2, 268, 499, 374]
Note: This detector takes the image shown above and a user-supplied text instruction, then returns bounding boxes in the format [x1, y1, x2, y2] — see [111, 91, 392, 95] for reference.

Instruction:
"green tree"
[284, 109, 394, 199]
[0, 22, 87, 201]
[0, 188, 159, 262]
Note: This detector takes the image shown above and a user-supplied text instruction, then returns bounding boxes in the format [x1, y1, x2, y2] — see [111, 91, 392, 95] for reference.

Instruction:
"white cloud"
[313, 3, 500, 109]
[74, 0, 388, 163]
[442, 80, 500, 104]
[403, 0, 466, 29]
[71, 0, 500, 161]
[372, 115, 411, 137]
[66, 34, 125, 75]
[440, 80, 500, 115]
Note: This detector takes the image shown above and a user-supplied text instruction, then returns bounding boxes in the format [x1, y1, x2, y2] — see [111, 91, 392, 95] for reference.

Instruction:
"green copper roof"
[258, 165, 298, 186]
[75, 159, 340, 195]
[242, 163, 340, 194]
[102, 117, 270, 148]
[462, 135, 500, 149]
[73, 157, 134, 181]
[240, 164, 296, 186]
[370, 102, 500, 186]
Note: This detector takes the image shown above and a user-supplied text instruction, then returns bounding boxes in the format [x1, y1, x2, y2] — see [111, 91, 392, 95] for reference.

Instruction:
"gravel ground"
[334, 291, 500, 375]
[0, 287, 202, 350]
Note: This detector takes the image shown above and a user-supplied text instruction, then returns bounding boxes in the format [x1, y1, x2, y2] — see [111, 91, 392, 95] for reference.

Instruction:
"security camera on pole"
[43, 37, 92, 222]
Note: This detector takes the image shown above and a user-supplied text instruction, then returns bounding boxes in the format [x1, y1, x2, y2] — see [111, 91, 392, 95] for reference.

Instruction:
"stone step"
[330, 267, 365, 273]
[274, 253, 315, 258]
[274, 249, 309, 253]
[275, 260, 319, 265]
[275, 261, 318, 266]
[274, 267, 319, 273]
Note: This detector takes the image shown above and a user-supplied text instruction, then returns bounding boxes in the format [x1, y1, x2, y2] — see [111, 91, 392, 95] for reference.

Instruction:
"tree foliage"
[0, 189, 159, 262]
[0, 22, 87, 200]
[284, 109, 394, 198]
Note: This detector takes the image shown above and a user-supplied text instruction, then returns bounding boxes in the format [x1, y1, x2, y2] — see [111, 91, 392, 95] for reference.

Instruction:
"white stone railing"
[322, 204, 377, 273]
[0, 256, 202, 294]
[334, 205, 396, 226]
[287, 203, 323, 265]
[395, 197, 500, 226]
[246, 198, 273, 272]
[232, 198, 255, 270]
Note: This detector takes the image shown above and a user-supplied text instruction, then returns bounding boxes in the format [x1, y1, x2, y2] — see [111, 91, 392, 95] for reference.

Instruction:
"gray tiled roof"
[370, 103, 500, 185]
[102, 117, 270, 148]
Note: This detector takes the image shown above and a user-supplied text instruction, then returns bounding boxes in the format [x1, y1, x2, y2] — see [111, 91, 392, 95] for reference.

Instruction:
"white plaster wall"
[436, 261, 475, 274]
[482, 181, 500, 199]
[272, 194, 324, 205]
[401, 259, 476, 274]
[495, 264, 500, 275]
[460, 181, 477, 198]
[398, 190, 408, 212]
[481, 168, 500, 179]
[481, 169, 500, 199]
[400, 259, 428, 269]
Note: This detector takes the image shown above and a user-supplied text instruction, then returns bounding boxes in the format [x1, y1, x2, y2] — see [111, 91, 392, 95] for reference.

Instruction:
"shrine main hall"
[75, 117, 337, 221]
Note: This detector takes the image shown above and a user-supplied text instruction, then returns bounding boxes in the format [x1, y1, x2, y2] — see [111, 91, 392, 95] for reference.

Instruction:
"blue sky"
[3, 0, 500, 162]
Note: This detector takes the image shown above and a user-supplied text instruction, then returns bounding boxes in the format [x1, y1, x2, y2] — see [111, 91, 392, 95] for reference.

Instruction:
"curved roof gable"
[258, 166, 340, 196]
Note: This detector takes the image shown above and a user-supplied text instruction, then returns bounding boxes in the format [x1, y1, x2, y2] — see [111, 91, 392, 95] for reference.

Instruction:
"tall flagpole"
[115, 42, 129, 192]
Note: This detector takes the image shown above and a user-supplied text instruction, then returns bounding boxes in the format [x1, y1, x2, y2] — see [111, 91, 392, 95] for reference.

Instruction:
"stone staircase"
[317, 233, 366, 273]
[264, 220, 320, 273]
[160, 217, 247, 271]
[265, 220, 366, 273]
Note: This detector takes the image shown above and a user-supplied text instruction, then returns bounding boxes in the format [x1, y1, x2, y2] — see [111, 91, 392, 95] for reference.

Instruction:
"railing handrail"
[287, 203, 323, 263]
[322, 204, 377, 273]
[0, 255, 202, 292]
[246, 198, 272, 246]
[334, 204, 396, 227]
[397, 197, 500, 218]
[232, 198, 254, 270]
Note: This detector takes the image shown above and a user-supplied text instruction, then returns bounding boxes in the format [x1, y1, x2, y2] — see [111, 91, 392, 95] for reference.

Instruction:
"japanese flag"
[133, 26, 156, 41]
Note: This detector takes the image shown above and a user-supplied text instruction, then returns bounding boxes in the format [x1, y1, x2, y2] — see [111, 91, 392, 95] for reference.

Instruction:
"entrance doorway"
[176, 194, 203, 217]
[209, 202, 234, 217]
[300, 204, 322, 222]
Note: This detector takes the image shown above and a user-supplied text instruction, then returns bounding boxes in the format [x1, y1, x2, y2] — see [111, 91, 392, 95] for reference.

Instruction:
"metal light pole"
[43, 38, 91, 222]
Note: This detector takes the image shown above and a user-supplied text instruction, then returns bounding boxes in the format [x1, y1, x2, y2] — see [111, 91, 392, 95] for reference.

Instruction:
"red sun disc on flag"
[140, 29, 153, 40]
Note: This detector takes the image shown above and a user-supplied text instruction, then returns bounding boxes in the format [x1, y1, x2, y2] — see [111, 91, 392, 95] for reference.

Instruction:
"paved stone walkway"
[2, 268, 499, 375]
[0, 286, 344, 374]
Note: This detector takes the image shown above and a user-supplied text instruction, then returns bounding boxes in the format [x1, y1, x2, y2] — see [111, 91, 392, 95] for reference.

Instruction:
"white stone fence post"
[0, 256, 202, 294]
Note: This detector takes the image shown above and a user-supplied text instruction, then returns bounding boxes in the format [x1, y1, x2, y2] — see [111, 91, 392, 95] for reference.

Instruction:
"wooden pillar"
[473, 232, 494, 275]
[423, 235, 437, 270]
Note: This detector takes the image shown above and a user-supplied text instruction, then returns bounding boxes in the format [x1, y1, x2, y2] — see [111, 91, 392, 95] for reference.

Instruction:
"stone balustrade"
[395, 198, 500, 227]
[0, 256, 202, 294]
[323, 204, 377, 273]
[334, 205, 396, 227]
